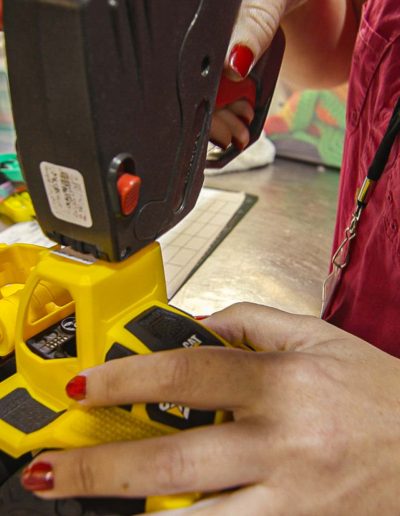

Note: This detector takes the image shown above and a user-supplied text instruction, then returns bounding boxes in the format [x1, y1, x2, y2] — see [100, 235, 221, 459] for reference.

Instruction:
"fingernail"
[194, 315, 210, 321]
[239, 115, 252, 126]
[232, 137, 246, 151]
[210, 139, 229, 151]
[21, 462, 54, 491]
[229, 44, 254, 79]
[66, 374, 86, 400]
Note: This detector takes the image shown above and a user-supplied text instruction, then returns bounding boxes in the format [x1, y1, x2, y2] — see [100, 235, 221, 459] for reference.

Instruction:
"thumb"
[226, 0, 307, 80]
[226, 0, 287, 80]
[202, 302, 339, 352]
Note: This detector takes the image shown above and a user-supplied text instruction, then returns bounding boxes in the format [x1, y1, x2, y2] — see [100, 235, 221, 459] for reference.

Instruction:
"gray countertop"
[172, 159, 339, 317]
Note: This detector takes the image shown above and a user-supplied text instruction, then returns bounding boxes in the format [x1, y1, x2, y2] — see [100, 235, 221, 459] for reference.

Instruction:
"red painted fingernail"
[229, 45, 255, 79]
[21, 462, 54, 492]
[66, 375, 86, 400]
[194, 315, 210, 320]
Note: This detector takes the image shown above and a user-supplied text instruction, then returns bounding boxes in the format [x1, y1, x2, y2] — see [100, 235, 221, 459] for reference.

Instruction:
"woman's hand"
[210, 99, 254, 151]
[21, 303, 400, 515]
[209, 0, 305, 151]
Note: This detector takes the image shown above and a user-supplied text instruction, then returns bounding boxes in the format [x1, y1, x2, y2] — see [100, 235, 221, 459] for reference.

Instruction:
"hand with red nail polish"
[209, 0, 308, 152]
[20, 303, 400, 515]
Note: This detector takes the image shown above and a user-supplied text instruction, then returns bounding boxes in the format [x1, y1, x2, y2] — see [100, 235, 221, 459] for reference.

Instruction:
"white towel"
[205, 134, 276, 175]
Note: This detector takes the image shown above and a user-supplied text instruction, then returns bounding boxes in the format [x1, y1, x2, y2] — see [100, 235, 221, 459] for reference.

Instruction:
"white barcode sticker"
[40, 162, 93, 228]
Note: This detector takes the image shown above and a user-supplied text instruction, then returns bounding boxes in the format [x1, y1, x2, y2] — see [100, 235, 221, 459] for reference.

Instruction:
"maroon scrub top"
[324, 0, 400, 356]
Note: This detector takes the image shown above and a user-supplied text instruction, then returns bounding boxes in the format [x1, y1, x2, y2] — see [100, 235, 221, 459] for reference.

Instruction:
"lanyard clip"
[332, 205, 363, 270]
[356, 177, 376, 207]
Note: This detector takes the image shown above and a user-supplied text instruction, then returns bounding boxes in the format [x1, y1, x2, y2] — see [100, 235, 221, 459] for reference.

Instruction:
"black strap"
[367, 96, 400, 181]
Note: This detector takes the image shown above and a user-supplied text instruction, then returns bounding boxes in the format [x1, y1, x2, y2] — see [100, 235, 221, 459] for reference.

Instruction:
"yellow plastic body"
[0, 242, 227, 512]
[0, 191, 35, 222]
[0, 244, 47, 357]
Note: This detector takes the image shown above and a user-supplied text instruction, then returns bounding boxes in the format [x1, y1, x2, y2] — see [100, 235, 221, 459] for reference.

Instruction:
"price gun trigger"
[0, 1, 284, 514]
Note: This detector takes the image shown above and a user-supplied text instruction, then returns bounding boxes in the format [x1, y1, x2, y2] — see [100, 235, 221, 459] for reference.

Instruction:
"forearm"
[281, 0, 360, 89]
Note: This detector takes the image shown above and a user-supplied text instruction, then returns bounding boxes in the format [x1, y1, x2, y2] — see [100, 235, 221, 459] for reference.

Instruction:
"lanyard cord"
[331, 96, 400, 270]
[356, 97, 400, 208]
[368, 96, 400, 182]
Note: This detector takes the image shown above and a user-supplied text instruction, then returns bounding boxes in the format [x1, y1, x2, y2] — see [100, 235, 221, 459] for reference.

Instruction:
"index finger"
[68, 346, 265, 411]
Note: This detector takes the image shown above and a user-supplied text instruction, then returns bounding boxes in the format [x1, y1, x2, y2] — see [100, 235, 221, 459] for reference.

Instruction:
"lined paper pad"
[0, 187, 248, 298]
[159, 188, 247, 297]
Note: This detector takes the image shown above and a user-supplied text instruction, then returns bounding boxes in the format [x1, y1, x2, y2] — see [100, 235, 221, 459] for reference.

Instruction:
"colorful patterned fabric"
[265, 85, 347, 168]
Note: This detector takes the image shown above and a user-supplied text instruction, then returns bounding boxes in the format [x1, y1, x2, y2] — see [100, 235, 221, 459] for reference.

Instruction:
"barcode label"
[40, 162, 93, 228]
